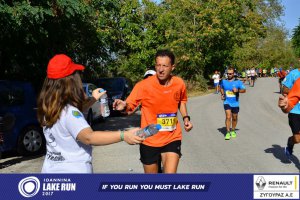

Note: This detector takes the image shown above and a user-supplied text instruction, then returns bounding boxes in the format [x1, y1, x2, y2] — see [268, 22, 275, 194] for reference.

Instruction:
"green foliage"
[292, 22, 300, 58]
[0, 0, 297, 91]
[233, 25, 298, 70]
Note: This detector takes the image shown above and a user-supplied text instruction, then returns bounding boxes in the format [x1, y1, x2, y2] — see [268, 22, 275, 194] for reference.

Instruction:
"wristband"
[120, 130, 124, 141]
[183, 116, 190, 121]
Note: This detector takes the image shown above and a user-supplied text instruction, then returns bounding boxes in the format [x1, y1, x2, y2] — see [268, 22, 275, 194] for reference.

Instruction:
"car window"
[88, 84, 97, 97]
[83, 85, 87, 92]
[0, 85, 24, 106]
[97, 78, 125, 92]
[0, 87, 10, 105]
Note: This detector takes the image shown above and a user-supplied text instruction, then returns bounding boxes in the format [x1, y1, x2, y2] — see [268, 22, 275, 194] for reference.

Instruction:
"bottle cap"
[156, 124, 162, 130]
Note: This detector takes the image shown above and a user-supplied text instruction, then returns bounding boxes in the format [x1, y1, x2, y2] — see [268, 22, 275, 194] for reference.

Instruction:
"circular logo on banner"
[18, 176, 40, 197]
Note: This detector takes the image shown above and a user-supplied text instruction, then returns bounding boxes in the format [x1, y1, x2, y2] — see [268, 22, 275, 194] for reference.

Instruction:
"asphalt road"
[1, 77, 299, 173]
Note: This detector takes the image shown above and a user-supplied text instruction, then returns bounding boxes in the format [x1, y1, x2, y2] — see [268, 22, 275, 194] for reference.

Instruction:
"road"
[1, 77, 299, 173]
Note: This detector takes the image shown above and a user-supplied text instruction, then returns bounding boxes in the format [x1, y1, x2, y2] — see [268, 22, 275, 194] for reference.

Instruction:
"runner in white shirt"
[246, 69, 251, 85]
[250, 67, 257, 87]
[212, 70, 220, 94]
[37, 54, 143, 173]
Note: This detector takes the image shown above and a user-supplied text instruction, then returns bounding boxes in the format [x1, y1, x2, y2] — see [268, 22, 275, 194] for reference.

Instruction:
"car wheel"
[17, 126, 45, 156]
[87, 109, 93, 126]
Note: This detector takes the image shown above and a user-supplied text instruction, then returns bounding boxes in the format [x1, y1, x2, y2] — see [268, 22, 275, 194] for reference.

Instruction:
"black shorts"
[288, 113, 300, 135]
[279, 78, 285, 83]
[224, 104, 239, 113]
[139, 140, 182, 165]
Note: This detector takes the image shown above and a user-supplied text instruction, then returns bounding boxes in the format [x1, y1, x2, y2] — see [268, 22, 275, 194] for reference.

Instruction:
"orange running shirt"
[126, 75, 187, 147]
[286, 78, 300, 112]
[277, 70, 287, 78]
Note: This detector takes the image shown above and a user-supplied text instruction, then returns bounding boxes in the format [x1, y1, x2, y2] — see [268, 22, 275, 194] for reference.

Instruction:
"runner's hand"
[113, 99, 126, 111]
[278, 94, 288, 109]
[92, 88, 106, 101]
[184, 119, 193, 132]
[124, 128, 144, 145]
[221, 94, 225, 100]
[232, 88, 238, 93]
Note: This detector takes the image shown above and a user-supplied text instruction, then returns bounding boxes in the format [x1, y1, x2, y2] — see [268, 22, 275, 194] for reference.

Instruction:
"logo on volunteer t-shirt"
[72, 110, 83, 118]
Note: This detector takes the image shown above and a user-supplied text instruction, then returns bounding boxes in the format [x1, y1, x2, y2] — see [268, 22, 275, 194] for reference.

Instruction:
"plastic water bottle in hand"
[99, 89, 110, 117]
[136, 124, 162, 139]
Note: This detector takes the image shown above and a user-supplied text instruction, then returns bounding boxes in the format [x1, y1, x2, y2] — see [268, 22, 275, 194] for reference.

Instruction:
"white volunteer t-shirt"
[212, 74, 220, 83]
[41, 105, 92, 173]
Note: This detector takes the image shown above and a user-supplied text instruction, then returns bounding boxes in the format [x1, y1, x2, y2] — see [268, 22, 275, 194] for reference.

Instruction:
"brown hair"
[227, 67, 235, 72]
[37, 72, 85, 127]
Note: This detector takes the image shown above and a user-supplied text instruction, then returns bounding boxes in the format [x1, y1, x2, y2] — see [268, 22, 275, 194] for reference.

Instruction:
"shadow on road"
[0, 152, 44, 169]
[264, 144, 300, 171]
[217, 127, 239, 136]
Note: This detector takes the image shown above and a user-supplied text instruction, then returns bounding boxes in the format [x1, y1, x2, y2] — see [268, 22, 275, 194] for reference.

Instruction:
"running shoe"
[225, 132, 231, 140]
[230, 131, 237, 138]
[284, 147, 293, 160]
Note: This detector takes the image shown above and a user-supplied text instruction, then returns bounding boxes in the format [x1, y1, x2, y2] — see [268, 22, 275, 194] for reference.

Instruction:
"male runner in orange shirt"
[113, 50, 193, 173]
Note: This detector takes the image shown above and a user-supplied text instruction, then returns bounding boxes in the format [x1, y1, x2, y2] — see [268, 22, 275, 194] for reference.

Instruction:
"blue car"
[95, 77, 132, 116]
[82, 83, 103, 125]
[0, 80, 45, 158]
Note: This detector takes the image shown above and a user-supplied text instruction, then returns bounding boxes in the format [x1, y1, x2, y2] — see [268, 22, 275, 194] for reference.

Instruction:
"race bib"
[226, 90, 236, 97]
[157, 113, 177, 131]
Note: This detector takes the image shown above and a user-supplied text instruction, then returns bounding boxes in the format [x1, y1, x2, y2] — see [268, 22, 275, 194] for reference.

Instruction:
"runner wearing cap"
[144, 69, 156, 79]
[37, 54, 143, 173]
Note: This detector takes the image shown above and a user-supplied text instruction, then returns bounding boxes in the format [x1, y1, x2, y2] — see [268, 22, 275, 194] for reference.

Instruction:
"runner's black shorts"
[288, 113, 300, 135]
[139, 140, 182, 165]
[279, 78, 285, 83]
[224, 104, 239, 113]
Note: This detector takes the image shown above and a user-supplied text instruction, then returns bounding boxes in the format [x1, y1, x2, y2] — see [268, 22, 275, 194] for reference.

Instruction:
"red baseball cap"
[47, 54, 85, 79]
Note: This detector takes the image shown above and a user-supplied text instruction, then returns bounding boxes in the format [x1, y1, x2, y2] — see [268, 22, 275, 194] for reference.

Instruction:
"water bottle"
[135, 124, 162, 139]
[99, 89, 110, 117]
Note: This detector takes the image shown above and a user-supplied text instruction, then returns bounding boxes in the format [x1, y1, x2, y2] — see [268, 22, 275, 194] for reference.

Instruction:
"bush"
[185, 74, 208, 92]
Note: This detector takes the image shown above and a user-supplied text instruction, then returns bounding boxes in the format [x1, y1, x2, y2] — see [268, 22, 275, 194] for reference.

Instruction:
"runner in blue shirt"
[282, 68, 300, 159]
[220, 67, 246, 140]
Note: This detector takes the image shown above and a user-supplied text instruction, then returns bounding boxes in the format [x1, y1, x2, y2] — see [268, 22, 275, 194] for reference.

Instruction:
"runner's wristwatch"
[183, 116, 190, 121]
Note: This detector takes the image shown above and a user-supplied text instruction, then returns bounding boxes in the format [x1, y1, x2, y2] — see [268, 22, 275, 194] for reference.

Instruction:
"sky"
[279, 0, 300, 36]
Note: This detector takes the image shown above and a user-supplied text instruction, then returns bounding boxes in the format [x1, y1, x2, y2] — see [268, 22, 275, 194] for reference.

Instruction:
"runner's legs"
[225, 109, 232, 132]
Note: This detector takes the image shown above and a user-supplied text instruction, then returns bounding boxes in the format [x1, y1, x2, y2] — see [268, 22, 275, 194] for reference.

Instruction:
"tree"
[232, 25, 298, 69]
[0, 0, 104, 86]
[0, 0, 296, 92]
[292, 20, 300, 58]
